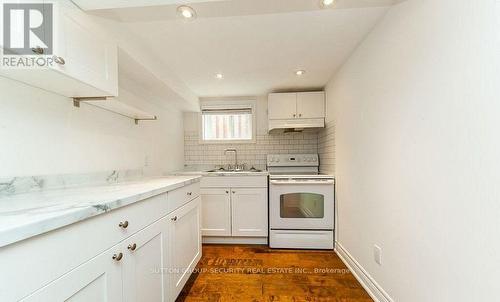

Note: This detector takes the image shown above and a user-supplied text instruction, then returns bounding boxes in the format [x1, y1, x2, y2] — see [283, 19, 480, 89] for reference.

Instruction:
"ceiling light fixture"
[295, 70, 306, 76]
[215, 73, 224, 79]
[177, 5, 196, 20]
[320, 0, 336, 8]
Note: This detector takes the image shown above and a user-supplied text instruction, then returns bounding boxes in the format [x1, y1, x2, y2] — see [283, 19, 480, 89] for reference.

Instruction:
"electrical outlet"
[374, 245, 382, 266]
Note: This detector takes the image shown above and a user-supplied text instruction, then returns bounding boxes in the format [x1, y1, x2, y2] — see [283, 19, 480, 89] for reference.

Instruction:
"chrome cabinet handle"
[128, 243, 137, 251]
[119, 221, 129, 229]
[112, 253, 123, 261]
[31, 46, 44, 55]
[187, 192, 192, 196]
[53, 55, 66, 65]
[171, 216, 178, 222]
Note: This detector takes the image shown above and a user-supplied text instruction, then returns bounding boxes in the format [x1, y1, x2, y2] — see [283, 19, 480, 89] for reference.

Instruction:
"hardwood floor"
[177, 244, 373, 302]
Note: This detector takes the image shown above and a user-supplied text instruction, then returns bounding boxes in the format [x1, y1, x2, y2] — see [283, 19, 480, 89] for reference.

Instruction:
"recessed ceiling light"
[320, 0, 336, 8]
[177, 5, 196, 20]
[215, 73, 224, 79]
[295, 70, 306, 76]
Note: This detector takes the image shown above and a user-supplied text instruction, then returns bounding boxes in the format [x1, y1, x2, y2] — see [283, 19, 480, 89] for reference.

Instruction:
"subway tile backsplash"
[318, 122, 335, 175]
[184, 131, 318, 170]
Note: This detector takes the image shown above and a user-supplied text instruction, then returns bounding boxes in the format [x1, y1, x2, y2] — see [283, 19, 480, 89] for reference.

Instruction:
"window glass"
[201, 108, 253, 141]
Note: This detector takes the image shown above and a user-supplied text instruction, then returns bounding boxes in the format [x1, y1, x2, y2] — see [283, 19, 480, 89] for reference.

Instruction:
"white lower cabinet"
[201, 176, 268, 240]
[200, 189, 231, 236]
[9, 183, 202, 302]
[123, 217, 169, 302]
[168, 197, 202, 299]
[22, 247, 124, 302]
[231, 188, 268, 237]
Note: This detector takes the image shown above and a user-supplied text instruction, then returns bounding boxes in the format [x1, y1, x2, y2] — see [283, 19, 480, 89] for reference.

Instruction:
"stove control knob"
[276, 158, 280, 162]
[312, 157, 317, 162]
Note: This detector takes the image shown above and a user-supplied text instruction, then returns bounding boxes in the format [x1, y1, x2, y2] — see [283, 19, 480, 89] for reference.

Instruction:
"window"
[200, 103, 255, 143]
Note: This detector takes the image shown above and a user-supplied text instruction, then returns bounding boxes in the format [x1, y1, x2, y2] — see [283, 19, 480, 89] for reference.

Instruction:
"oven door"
[269, 178, 334, 230]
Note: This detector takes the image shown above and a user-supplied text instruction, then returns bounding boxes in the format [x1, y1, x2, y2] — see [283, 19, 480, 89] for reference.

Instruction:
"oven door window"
[279, 193, 324, 218]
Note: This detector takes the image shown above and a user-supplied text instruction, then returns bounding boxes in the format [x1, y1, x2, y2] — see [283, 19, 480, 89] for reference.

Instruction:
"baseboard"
[202, 236, 268, 245]
[335, 242, 393, 302]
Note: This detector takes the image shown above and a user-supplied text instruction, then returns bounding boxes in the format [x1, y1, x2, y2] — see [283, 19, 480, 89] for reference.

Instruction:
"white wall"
[326, 0, 500, 301]
[0, 76, 185, 177]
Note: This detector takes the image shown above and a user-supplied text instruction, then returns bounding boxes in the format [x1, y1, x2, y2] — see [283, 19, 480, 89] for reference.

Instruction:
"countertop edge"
[0, 176, 201, 248]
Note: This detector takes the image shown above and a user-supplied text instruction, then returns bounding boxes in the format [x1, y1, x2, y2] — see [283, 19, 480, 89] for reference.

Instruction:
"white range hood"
[268, 118, 325, 133]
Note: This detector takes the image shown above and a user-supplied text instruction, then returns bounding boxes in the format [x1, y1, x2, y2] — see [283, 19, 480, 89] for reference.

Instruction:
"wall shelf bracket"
[72, 97, 157, 125]
[135, 117, 158, 125]
[73, 97, 108, 108]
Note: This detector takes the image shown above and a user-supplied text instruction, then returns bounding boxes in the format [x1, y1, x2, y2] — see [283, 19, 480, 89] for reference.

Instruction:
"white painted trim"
[202, 236, 267, 245]
[335, 242, 393, 302]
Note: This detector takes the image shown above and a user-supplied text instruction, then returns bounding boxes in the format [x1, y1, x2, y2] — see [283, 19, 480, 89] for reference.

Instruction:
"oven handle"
[270, 180, 334, 185]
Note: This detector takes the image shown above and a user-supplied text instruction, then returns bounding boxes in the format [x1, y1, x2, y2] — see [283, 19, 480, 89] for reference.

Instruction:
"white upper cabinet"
[52, 1, 118, 97]
[268, 91, 325, 132]
[0, 0, 118, 98]
[296, 91, 325, 119]
[268, 92, 325, 120]
[268, 92, 297, 119]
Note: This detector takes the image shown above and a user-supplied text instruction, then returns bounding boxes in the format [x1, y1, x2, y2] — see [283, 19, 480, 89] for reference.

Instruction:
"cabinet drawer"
[167, 182, 200, 212]
[0, 192, 168, 302]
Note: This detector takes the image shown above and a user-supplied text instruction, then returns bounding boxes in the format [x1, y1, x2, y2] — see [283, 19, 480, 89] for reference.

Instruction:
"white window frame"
[198, 100, 257, 144]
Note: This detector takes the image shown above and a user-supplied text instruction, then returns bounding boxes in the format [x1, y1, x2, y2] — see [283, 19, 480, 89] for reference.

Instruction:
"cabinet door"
[231, 188, 268, 237]
[168, 197, 202, 300]
[0, 0, 118, 98]
[296, 92, 325, 119]
[200, 188, 232, 236]
[122, 217, 168, 302]
[51, 1, 118, 97]
[21, 246, 124, 302]
[268, 93, 297, 119]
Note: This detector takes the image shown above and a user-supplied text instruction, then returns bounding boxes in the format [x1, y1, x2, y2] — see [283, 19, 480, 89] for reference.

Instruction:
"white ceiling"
[84, 0, 397, 98]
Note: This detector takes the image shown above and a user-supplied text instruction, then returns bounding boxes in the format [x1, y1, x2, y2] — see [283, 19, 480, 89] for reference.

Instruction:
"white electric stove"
[267, 154, 335, 249]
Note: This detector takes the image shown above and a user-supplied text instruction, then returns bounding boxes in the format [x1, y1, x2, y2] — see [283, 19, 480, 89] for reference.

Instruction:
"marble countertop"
[0, 176, 201, 248]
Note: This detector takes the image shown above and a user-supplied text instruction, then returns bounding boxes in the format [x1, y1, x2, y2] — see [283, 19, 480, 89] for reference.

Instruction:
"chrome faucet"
[224, 148, 238, 171]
